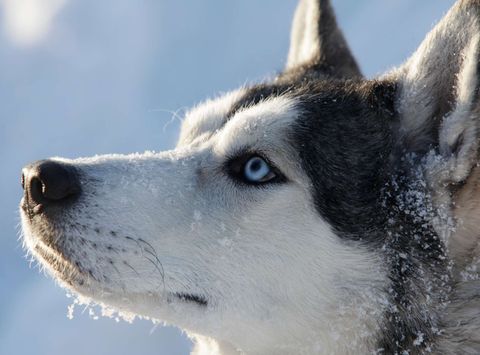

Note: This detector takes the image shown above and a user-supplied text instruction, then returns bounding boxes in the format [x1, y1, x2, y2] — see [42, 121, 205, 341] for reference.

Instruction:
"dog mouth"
[31, 238, 87, 285]
[22, 209, 209, 308]
[174, 292, 208, 306]
[35, 237, 209, 307]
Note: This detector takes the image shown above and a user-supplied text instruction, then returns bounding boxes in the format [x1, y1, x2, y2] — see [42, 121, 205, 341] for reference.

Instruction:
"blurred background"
[0, 0, 455, 354]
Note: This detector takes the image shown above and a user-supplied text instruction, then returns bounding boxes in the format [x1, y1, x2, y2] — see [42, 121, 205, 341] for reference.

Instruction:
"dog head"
[20, 0, 480, 353]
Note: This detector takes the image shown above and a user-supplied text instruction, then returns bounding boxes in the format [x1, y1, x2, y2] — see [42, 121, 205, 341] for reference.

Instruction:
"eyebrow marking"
[225, 84, 294, 120]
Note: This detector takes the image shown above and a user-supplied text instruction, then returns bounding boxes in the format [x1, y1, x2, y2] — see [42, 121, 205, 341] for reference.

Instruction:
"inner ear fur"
[285, 0, 362, 79]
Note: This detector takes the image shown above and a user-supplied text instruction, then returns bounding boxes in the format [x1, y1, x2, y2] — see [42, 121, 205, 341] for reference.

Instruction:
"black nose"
[21, 160, 81, 211]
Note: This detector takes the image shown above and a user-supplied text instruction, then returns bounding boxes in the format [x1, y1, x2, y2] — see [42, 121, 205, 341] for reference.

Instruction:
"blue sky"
[0, 1, 455, 354]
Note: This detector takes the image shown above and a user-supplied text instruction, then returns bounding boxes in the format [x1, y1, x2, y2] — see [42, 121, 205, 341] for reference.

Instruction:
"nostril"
[29, 177, 46, 204]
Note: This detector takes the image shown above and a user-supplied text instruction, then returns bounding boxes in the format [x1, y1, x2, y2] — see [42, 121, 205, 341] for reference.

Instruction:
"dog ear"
[285, 0, 362, 78]
[390, 0, 480, 184]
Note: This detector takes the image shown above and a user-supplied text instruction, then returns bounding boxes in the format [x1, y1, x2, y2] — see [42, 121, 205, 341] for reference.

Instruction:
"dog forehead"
[177, 80, 388, 167]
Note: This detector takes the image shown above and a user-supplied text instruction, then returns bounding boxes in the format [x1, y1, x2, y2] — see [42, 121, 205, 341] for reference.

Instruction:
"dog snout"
[21, 160, 81, 213]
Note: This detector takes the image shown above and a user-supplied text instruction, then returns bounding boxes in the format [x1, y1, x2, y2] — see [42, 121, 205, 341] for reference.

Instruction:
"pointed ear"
[285, 0, 362, 78]
[390, 0, 480, 184]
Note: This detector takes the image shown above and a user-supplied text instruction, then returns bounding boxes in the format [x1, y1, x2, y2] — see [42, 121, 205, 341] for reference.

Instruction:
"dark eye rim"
[225, 151, 287, 186]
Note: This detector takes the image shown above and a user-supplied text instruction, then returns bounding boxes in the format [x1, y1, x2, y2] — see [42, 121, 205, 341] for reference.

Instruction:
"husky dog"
[20, 0, 480, 353]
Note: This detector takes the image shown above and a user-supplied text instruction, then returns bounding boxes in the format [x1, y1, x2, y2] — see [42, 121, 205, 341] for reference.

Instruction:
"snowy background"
[0, 1, 455, 354]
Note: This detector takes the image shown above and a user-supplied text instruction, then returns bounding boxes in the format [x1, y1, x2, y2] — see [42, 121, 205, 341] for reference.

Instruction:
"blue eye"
[227, 153, 285, 186]
[244, 156, 275, 183]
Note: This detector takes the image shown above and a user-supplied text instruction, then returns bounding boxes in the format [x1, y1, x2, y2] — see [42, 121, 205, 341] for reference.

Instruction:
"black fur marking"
[175, 293, 208, 306]
[226, 85, 294, 119]
[291, 79, 396, 239]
